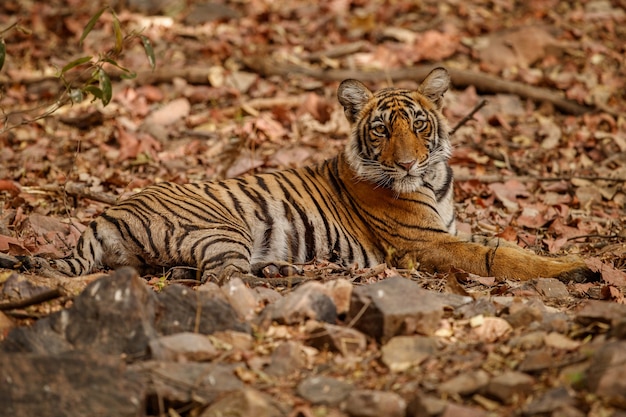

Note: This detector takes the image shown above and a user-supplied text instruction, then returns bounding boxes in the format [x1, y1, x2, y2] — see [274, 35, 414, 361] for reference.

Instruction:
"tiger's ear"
[419, 67, 450, 110]
[337, 79, 373, 123]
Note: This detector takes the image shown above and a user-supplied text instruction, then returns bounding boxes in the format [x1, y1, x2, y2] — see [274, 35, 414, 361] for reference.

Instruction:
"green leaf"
[120, 71, 137, 80]
[80, 6, 107, 45]
[98, 69, 112, 106]
[112, 14, 123, 54]
[101, 57, 131, 73]
[60, 56, 93, 75]
[0, 39, 5, 72]
[83, 85, 103, 100]
[140, 35, 156, 71]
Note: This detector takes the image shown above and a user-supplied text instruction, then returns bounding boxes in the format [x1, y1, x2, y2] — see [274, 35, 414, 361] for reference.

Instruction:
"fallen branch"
[30, 182, 118, 205]
[453, 174, 626, 183]
[0, 287, 63, 311]
[450, 99, 488, 135]
[241, 57, 592, 115]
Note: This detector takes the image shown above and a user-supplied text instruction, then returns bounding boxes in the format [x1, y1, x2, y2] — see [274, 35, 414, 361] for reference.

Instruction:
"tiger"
[36, 67, 597, 283]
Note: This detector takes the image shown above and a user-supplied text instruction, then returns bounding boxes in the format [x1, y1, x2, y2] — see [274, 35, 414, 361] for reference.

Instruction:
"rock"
[200, 388, 284, 417]
[522, 386, 574, 415]
[517, 349, 554, 373]
[211, 330, 254, 351]
[406, 394, 447, 417]
[470, 316, 512, 343]
[586, 341, 626, 408]
[324, 278, 353, 316]
[543, 332, 580, 351]
[455, 297, 498, 319]
[2, 271, 50, 300]
[0, 311, 15, 337]
[305, 321, 367, 356]
[297, 375, 353, 406]
[576, 300, 626, 338]
[440, 403, 487, 417]
[259, 281, 337, 326]
[253, 286, 283, 306]
[0, 252, 20, 269]
[533, 278, 570, 299]
[348, 276, 467, 342]
[184, 2, 242, 26]
[505, 299, 544, 328]
[381, 335, 437, 372]
[0, 351, 144, 417]
[156, 284, 251, 335]
[508, 330, 546, 350]
[144, 97, 190, 127]
[149, 332, 218, 362]
[130, 361, 243, 404]
[265, 341, 307, 377]
[2, 267, 157, 357]
[485, 371, 534, 404]
[342, 389, 406, 417]
[552, 405, 586, 417]
[438, 369, 490, 396]
[221, 277, 258, 321]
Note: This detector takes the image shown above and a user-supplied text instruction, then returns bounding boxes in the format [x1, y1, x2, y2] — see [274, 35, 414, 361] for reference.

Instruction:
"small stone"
[149, 332, 218, 362]
[306, 321, 367, 356]
[324, 278, 353, 316]
[265, 341, 306, 377]
[552, 405, 586, 417]
[455, 297, 498, 319]
[253, 286, 283, 306]
[210, 330, 254, 351]
[543, 332, 580, 351]
[518, 349, 554, 373]
[576, 300, 626, 327]
[508, 331, 546, 350]
[586, 341, 626, 408]
[533, 278, 570, 299]
[297, 375, 353, 406]
[221, 277, 258, 321]
[485, 371, 534, 404]
[406, 394, 447, 417]
[471, 317, 512, 343]
[381, 335, 437, 372]
[342, 389, 406, 417]
[522, 387, 574, 415]
[348, 276, 466, 343]
[259, 282, 337, 326]
[200, 388, 284, 417]
[438, 369, 490, 396]
[440, 403, 487, 417]
[505, 300, 543, 328]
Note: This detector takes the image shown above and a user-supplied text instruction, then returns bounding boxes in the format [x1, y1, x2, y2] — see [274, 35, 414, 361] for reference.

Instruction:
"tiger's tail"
[50, 222, 103, 276]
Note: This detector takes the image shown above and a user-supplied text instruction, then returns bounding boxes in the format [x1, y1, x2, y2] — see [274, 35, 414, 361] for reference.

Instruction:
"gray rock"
[149, 332, 218, 362]
[586, 341, 626, 408]
[221, 277, 258, 321]
[2, 267, 157, 357]
[381, 335, 437, 372]
[517, 349, 554, 373]
[406, 394, 447, 417]
[265, 341, 307, 377]
[324, 278, 353, 316]
[441, 403, 487, 417]
[0, 351, 144, 417]
[200, 388, 285, 417]
[297, 375, 353, 406]
[576, 300, 626, 339]
[306, 321, 367, 356]
[342, 389, 406, 417]
[348, 276, 466, 342]
[156, 283, 251, 335]
[532, 278, 570, 299]
[259, 281, 337, 326]
[130, 360, 243, 404]
[438, 369, 490, 396]
[485, 371, 534, 404]
[522, 386, 574, 415]
[508, 330, 546, 350]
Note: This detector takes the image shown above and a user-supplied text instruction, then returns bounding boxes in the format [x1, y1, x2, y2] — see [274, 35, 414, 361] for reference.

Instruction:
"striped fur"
[49, 68, 598, 283]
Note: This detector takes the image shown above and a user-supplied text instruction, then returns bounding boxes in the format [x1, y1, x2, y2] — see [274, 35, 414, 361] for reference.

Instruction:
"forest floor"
[1, 1, 625, 416]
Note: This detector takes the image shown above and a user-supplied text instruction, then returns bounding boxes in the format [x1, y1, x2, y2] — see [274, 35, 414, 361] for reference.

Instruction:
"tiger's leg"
[407, 235, 599, 282]
[251, 261, 303, 278]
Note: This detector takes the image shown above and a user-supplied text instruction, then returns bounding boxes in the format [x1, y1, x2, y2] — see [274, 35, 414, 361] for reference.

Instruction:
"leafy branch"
[0, 6, 156, 132]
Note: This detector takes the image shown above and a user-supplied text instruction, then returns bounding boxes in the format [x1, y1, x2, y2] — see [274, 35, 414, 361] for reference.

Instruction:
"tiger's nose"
[397, 160, 416, 171]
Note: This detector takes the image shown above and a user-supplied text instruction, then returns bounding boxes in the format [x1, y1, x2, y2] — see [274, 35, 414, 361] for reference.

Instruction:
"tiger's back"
[49, 68, 598, 283]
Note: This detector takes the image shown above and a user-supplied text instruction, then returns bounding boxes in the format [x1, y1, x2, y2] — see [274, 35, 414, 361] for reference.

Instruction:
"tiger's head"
[337, 67, 451, 194]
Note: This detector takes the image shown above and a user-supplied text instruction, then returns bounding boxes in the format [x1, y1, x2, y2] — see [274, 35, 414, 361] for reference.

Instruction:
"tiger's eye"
[413, 120, 427, 131]
[372, 124, 387, 136]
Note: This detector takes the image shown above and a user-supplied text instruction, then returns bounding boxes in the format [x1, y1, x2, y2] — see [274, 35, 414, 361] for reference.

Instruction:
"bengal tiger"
[36, 67, 597, 283]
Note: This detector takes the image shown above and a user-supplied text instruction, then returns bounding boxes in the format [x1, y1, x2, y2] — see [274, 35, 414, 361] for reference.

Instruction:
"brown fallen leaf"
[586, 258, 626, 287]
